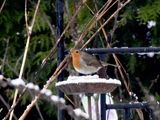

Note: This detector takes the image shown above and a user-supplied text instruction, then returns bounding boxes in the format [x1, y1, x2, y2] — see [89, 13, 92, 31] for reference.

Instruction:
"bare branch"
[81, 0, 131, 49]
[0, 58, 19, 76]
[29, 0, 57, 42]
[0, 0, 6, 13]
[109, 0, 121, 39]
[1, 37, 10, 74]
[0, 95, 18, 120]
[0, 78, 89, 120]
[14, 54, 23, 71]
[9, 0, 42, 119]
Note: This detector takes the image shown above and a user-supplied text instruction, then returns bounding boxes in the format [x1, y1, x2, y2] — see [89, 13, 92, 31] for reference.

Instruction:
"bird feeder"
[56, 75, 121, 119]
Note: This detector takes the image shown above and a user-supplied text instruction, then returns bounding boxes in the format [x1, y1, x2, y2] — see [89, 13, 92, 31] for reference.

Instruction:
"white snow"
[34, 85, 40, 91]
[147, 52, 155, 58]
[0, 75, 3, 80]
[45, 90, 52, 96]
[51, 95, 65, 104]
[56, 75, 121, 86]
[73, 108, 89, 119]
[28, 26, 32, 34]
[81, 93, 118, 120]
[26, 83, 39, 91]
[26, 83, 34, 89]
[50, 95, 60, 103]
[41, 88, 52, 96]
[11, 78, 25, 86]
[147, 21, 156, 29]
[42, 58, 46, 64]
[59, 98, 65, 104]
[68, 74, 99, 80]
[137, 53, 146, 55]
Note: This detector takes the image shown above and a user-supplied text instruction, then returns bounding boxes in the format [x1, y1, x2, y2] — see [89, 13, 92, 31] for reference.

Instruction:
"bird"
[70, 49, 117, 74]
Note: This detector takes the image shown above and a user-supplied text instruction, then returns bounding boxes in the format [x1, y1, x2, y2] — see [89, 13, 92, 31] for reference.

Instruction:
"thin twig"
[3, 87, 27, 120]
[24, 89, 44, 120]
[148, 75, 159, 92]
[0, 59, 19, 76]
[20, 0, 130, 120]
[18, 62, 68, 120]
[76, 0, 119, 49]
[0, 0, 6, 13]
[1, 37, 10, 74]
[33, 0, 87, 73]
[9, 0, 41, 119]
[64, 0, 71, 21]
[0, 95, 18, 120]
[35, 103, 44, 120]
[80, 0, 132, 98]
[25, 0, 29, 35]
[3, 1, 87, 119]
[92, 0, 112, 42]
[0, 79, 89, 120]
[77, 1, 111, 48]
[109, 0, 121, 39]
[81, 0, 131, 49]
[29, 0, 57, 42]
[14, 54, 23, 70]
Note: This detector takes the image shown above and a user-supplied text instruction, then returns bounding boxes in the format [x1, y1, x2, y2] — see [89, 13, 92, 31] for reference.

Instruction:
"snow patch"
[59, 98, 65, 104]
[11, 78, 25, 86]
[147, 21, 156, 29]
[41, 88, 52, 96]
[27, 83, 34, 89]
[74, 108, 89, 119]
[147, 52, 154, 58]
[0, 75, 3, 80]
[34, 85, 40, 91]
[56, 75, 121, 86]
[50, 95, 59, 103]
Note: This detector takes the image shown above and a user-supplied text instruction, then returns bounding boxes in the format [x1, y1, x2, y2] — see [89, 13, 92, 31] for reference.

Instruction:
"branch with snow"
[0, 75, 89, 120]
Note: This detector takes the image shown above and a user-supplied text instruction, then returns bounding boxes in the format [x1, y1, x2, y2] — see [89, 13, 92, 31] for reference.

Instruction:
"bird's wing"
[81, 52, 102, 67]
[88, 59, 102, 67]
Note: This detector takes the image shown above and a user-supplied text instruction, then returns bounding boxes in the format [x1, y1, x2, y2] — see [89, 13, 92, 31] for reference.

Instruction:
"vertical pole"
[149, 109, 155, 120]
[87, 95, 92, 120]
[99, 54, 106, 120]
[56, 0, 65, 120]
[100, 94, 106, 120]
[125, 108, 130, 120]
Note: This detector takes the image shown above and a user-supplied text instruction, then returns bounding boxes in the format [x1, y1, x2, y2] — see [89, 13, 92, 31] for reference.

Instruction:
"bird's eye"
[76, 50, 79, 53]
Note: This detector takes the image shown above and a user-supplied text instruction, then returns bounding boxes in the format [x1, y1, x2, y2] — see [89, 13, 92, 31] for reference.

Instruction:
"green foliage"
[1, 0, 160, 119]
[120, 7, 134, 26]
[155, 92, 160, 101]
[42, 101, 57, 117]
[21, 92, 32, 105]
[32, 14, 50, 33]
[77, 6, 92, 25]
[137, 0, 160, 23]
[0, 0, 58, 118]
[30, 34, 52, 52]
[126, 54, 137, 74]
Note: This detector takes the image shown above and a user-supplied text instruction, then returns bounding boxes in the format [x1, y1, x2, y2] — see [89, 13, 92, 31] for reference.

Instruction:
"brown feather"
[80, 51, 102, 67]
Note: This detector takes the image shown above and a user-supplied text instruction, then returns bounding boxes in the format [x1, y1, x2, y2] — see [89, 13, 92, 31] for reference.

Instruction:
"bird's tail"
[100, 61, 118, 67]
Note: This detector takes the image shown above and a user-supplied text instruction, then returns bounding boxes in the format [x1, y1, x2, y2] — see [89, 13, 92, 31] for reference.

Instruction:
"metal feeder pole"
[56, 0, 65, 120]
[87, 94, 92, 120]
[99, 54, 107, 120]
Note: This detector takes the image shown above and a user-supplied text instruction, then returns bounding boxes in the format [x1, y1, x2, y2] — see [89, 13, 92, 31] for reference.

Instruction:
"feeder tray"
[56, 75, 121, 95]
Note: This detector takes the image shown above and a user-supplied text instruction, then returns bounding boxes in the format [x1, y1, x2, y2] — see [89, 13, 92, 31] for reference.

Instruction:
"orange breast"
[71, 51, 82, 69]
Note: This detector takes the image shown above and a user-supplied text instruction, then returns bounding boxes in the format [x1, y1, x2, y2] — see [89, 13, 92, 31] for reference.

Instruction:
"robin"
[70, 49, 117, 74]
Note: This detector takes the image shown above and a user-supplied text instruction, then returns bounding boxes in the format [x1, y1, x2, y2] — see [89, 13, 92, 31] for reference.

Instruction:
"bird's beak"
[70, 48, 75, 54]
[70, 49, 72, 53]
[69, 49, 73, 57]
